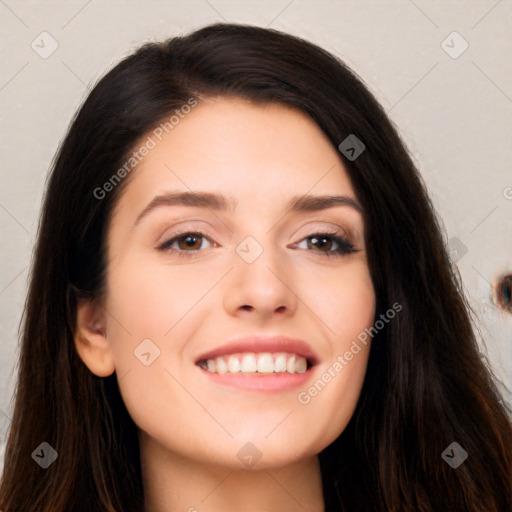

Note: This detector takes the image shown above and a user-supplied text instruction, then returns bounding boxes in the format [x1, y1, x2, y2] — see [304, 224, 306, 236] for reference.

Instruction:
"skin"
[75, 96, 376, 512]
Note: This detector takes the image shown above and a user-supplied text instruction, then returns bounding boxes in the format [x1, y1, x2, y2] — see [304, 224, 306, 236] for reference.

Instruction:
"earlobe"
[74, 299, 115, 377]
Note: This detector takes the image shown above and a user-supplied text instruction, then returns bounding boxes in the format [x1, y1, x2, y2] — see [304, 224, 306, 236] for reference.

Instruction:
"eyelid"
[156, 221, 217, 246]
[296, 221, 352, 240]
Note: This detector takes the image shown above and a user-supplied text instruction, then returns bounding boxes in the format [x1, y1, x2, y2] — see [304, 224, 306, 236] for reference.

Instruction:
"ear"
[74, 298, 115, 377]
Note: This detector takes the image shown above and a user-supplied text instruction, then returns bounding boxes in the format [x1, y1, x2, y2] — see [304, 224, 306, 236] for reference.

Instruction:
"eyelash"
[158, 230, 357, 259]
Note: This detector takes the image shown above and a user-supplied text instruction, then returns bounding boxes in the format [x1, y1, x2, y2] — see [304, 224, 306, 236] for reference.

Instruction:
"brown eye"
[296, 232, 356, 258]
[158, 231, 215, 256]
[176, 234, 202, 250]
[307, 235, 334, 251]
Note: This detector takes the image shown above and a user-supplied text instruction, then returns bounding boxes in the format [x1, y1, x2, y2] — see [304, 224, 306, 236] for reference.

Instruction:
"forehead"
[114, 97, 357, 217]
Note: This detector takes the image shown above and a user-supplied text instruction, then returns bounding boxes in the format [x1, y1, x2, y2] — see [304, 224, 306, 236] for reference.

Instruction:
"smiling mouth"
[196, 352, 315, 375]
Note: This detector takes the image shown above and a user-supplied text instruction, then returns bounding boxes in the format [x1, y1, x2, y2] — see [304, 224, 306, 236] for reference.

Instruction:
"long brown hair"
[1, 23, 510, 512]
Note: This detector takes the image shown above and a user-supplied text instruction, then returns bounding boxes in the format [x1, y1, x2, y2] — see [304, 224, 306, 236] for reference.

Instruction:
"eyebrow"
[134, 190, 363, 226]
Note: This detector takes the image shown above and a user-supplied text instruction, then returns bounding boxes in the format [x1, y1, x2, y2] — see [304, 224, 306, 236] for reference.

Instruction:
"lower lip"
[198, 367, 315, 391]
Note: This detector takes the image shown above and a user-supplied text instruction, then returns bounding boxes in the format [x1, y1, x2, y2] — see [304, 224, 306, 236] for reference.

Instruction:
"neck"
[140, 433, 325, 512]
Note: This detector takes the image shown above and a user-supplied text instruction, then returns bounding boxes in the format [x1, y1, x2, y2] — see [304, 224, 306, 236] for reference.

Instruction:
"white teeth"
[274, 354, 287, 373]
[286, 355, 296, 374]
[201, 352, 309, 374]
[215, 357, 227, 374]
[227, 355, 241, 373]
[257, 353, 274, 373]
[240, 354, 257, 372]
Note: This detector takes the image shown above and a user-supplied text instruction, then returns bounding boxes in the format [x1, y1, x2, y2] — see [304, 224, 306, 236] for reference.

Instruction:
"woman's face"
[90, 97, 375, 469]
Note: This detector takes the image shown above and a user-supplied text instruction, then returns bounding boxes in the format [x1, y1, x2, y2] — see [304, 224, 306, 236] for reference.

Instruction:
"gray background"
[1, 0, 511, 471]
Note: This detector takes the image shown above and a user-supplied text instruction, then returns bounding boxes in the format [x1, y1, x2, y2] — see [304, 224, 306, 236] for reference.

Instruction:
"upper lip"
[195, 335, 320, 366]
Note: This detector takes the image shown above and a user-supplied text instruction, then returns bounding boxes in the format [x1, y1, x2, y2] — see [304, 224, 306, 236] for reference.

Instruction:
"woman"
[0, 22, 510, 512]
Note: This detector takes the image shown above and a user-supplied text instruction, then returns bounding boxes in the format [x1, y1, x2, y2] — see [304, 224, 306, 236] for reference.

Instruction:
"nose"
[223, 239, 298, 321]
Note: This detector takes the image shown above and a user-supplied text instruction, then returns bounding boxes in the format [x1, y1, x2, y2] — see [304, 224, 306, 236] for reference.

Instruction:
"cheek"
[102, 254, 174, 374]
[102, 253, 224, 388]
[293, 260, 375, 441]
[303, 259, 376, 339]
[104, 253, 208, 340]
[101, 256, 201, 438]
